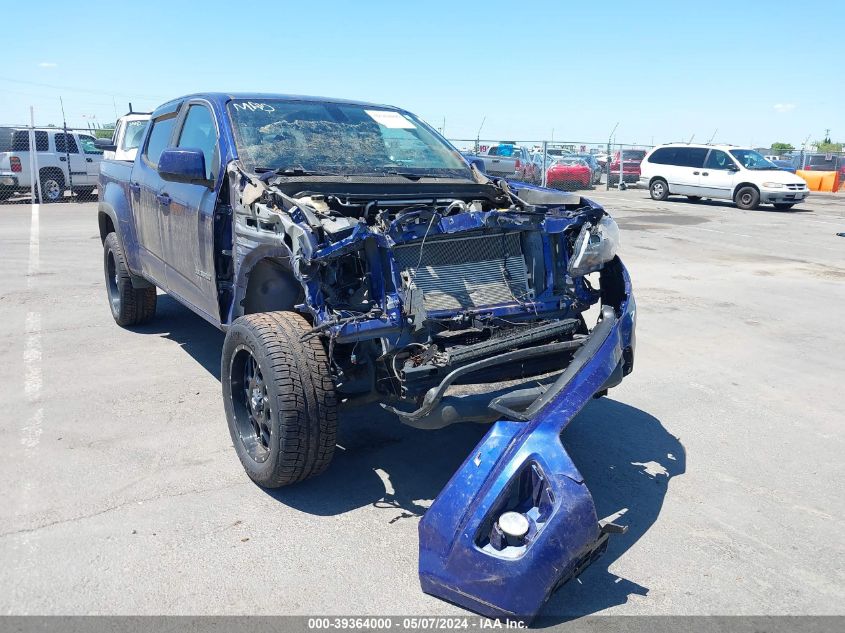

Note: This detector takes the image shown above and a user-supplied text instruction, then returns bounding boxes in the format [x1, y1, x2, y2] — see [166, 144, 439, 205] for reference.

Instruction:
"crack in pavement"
[0, 480, 248, 539]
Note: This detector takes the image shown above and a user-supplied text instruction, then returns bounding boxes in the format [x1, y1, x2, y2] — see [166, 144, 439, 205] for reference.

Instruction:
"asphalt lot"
[1, 190, 843, 619]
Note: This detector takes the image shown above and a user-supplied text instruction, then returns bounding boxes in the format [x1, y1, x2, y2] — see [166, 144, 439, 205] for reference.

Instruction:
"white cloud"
[38, 62, 57, 68]
[773, 103, 796, 113]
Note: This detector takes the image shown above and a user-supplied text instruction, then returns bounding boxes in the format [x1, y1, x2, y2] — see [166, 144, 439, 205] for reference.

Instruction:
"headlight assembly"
[762, 182, 784, 188]
[568, 214, 620, 277]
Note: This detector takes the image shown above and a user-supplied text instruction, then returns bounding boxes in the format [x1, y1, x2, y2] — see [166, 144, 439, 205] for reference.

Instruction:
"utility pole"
[474, 116, 486, 154]
[59, 96, 73, 202]
[29, 106, 43, 204]
[800, 134, 811, 169]
[606, 122, 619, 191]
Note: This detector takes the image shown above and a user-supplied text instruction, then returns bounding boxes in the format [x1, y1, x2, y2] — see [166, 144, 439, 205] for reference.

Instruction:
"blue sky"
[1, 0, 841, 148]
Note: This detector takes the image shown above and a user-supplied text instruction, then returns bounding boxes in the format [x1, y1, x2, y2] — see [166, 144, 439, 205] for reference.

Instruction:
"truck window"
[55, 133, 79, 154]
[176, 105, 217, 179]
[78, 134, 103, 155]
[143, 114, 177, 167]
[122, 120, 148, 151]
[11, 130, 49, 152]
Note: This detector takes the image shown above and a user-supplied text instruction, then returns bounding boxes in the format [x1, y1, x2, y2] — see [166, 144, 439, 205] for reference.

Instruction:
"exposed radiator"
[392, 232, 530, 312]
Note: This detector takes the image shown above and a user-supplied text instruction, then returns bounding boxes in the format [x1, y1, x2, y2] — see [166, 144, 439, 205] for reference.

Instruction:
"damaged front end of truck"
[225, 163, 635, 620]
[219, 98, 636, 621]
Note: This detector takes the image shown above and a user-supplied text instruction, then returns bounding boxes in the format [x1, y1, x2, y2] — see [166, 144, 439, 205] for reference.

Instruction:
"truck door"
[159, 101, 220, 321]
[132, 111, 179, 285]
[54, 132, 90, 187]
[77, 134, 104, 180]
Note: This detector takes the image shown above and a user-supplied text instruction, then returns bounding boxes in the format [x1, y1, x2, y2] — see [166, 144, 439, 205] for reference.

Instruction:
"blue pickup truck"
[98, 93, 637, 620]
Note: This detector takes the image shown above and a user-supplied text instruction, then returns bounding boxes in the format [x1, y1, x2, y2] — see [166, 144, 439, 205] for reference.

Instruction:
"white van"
[639, 144, 810, 210]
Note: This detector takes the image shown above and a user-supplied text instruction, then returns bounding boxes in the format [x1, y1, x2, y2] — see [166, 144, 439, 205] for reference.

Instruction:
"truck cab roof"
[151, 92, 402, 118]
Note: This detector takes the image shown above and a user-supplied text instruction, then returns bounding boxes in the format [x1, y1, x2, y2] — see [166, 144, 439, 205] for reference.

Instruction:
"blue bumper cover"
[419, 281, 636, 621]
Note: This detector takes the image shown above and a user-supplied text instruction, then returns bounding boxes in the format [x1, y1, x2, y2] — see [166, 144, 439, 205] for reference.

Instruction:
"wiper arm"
[379, 170, 473, 181]
[254, 166, 341, 178]
[382, 170, 424, 180]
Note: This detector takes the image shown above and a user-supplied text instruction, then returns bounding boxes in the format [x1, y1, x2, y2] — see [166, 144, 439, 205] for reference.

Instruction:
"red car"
[608, 149, 646, 185]
[546, 157, 592, 190]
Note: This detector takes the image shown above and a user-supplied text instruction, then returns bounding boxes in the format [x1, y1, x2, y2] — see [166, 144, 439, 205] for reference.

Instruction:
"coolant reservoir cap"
[498, 511, 530, 539]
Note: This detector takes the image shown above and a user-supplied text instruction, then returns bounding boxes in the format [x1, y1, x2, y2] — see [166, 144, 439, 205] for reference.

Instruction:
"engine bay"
[225, 165, 624, 416]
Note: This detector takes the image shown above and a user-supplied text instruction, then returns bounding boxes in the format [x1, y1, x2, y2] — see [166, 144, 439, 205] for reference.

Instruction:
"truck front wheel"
[221, 311, 338, 488]
[103, 233, 156, 326]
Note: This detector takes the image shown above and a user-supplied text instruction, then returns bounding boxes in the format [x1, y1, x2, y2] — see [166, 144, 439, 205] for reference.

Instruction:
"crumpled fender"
[419, 285, 635, 621]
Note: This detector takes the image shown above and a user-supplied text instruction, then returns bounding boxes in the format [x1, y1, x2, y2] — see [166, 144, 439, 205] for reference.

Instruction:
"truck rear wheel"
[41, 172, 64, 202]
[103, 233, 156, 326]
[221, 311, 338, 488]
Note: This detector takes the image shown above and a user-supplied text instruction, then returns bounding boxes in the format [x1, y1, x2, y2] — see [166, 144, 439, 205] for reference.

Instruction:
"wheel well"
[733, 183, 759, 200]
[98, 212, 115, 243]
[649, 176, 667, 186]
[39, 167, 64, 187]
[242, 258, 304, 315]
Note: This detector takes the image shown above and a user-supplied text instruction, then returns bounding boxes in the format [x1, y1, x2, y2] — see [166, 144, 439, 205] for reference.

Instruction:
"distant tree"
[94, 128, 115, 139]
[814, 141, 843, 153]
[771, 142, 794, 154]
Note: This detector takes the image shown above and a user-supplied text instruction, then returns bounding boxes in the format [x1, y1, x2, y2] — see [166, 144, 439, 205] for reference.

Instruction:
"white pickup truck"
[0, 128, 104, 201]
[96, 113, 150, 161]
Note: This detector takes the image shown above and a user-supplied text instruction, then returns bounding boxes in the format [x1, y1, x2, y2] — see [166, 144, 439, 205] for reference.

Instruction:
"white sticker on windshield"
[365, 110, 416, 129]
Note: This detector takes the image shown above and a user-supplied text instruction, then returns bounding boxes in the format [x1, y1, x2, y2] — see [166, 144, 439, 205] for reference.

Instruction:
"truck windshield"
[227, 99, 471, 178]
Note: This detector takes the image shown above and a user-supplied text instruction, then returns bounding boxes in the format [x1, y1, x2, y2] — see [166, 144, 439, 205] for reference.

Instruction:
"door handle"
[59, 156, 66, 162]
[86, 157, 93, 163]
[692, 171, 700, 175]
[702, 172, 709, 176]
[129, 182, 141, 194]
[156, 193, 171, 206]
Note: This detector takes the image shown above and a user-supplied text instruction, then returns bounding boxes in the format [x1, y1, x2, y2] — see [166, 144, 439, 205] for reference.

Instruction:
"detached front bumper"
[419, 268, 636, 621]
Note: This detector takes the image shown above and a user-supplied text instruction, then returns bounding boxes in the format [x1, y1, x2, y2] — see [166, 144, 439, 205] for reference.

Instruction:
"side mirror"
[158, 148, 211, 186]
[726, 164, 739, 172]
[94, 137, 117, 152]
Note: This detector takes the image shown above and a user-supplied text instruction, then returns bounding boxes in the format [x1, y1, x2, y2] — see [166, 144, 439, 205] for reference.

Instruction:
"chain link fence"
[4, 112, 842, 204]
[0, 118, 113, 204]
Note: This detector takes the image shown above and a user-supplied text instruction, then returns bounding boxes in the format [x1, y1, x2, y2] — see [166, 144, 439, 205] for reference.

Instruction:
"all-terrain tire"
[221, 311, 338, 488]
[735, 186, 760, 210]
[103, 232, 156, 326]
